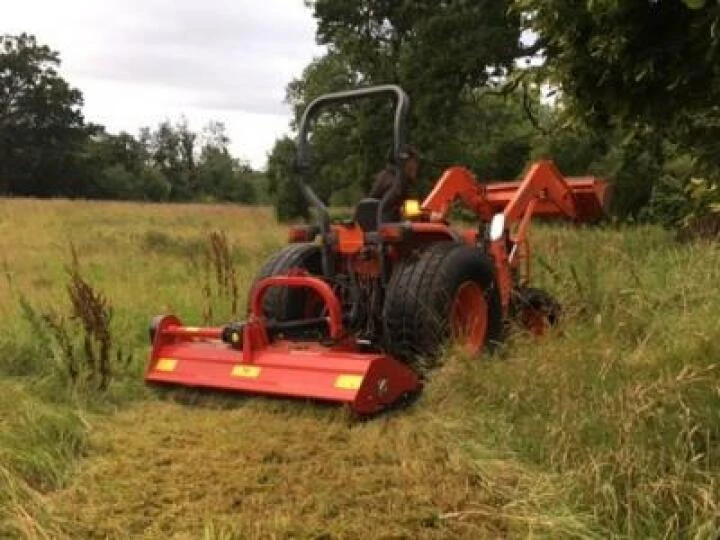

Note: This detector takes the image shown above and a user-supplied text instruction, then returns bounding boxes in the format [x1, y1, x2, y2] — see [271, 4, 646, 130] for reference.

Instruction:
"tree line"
[0, 34, 257, 203]
[3, 1, 720, 236]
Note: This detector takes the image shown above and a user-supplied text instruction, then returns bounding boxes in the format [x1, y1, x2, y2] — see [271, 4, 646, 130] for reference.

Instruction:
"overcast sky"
[5, 1, 324, 168]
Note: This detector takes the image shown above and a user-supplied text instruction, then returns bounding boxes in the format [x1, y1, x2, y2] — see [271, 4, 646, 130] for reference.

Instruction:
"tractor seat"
[353, 198, 380, 232]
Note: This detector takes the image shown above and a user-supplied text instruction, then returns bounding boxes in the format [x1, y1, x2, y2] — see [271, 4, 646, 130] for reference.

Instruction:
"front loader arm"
[492, 161, 610, 314]
[502, 161, 578, 222]
[421, 160, 610, 315]
[422, 160, 605, 223]
[422, 166, 495, 221]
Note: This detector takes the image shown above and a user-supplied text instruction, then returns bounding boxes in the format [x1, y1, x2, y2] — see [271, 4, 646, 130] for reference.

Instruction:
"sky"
[5, 0, 325, 168]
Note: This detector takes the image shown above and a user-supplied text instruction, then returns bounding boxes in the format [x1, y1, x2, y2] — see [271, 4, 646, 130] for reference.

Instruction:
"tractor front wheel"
[383, 243, 503, 366]
[511, 286, 560, 336]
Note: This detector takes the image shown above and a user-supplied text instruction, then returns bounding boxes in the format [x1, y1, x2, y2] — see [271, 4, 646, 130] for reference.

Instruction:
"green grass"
[0, 198, 719, 538]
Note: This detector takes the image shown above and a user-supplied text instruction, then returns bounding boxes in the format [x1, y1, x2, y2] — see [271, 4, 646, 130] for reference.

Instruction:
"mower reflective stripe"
[334, 374, 364, 390]
[231, 365, 261, 378]
[155, 358, 177, 372]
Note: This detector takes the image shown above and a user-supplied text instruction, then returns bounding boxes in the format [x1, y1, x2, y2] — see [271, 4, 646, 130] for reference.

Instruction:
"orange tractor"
[146, 85, 610, 415]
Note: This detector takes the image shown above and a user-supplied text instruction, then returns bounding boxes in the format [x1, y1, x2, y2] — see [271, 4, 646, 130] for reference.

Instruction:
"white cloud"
[4, 0, 324, 168]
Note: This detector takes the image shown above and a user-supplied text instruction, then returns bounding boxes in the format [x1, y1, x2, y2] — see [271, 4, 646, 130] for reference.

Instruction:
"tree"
[306, 0, 525, 151]
[194, 121, 255, 203]
[0, 33, 91, 195]
[449, 90, 537, 181]
[196, 149, 255, 203]
[82, 130, 170, 201]
[201, 120, 231, 153]
[267, 136, 308, 222]
[517, 0, 719, 136]
[176, 119, 198, 195]
[269, 0, 530, 219]
[515, 0, 720, 215]
[146, 119, 190, 200]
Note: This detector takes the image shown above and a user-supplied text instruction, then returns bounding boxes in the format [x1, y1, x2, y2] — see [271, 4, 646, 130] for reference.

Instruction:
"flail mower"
[146, 85, 610, 415]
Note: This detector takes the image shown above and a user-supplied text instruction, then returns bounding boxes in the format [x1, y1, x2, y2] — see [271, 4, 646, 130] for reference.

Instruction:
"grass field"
[0, 198, 719, 538]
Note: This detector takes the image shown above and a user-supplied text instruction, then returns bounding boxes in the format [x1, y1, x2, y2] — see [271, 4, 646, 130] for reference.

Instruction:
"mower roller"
[146, 85, 610, 415]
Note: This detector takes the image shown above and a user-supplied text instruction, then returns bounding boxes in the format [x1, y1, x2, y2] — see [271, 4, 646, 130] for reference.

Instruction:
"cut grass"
[0, 198, 718, 537]
[46, 379, 595, 539]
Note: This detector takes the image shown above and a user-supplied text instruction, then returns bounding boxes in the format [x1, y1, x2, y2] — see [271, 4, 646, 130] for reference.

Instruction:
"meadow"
[0, 198, 719, 539]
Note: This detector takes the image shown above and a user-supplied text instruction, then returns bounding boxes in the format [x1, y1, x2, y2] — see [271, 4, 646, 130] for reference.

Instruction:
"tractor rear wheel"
[383, 243, 503, 366]
[252, 244, 324, 322]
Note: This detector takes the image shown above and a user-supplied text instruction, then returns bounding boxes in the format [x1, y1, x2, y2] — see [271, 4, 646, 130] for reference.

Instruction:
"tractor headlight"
[403, 199, 422, 218]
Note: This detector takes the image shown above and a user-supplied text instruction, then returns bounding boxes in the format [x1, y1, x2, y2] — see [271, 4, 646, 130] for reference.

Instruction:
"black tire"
[383, 243, 503, 366]
[252, 243, 323, 321]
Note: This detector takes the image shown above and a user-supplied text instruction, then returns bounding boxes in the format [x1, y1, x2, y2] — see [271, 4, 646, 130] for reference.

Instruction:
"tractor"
[146, 85, 609, 415]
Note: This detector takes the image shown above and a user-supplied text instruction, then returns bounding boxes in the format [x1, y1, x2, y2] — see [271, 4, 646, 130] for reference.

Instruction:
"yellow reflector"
[231, 365, 261, 378]
[334, 374, 363, 390]
[403, 199, 422, 218]
[184, 327, 200, 332]
[155, 358, 178, 372]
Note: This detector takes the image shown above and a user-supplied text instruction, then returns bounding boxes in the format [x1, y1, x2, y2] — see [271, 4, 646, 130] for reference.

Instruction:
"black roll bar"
[293, 84, 411, 279]
[295, 84, 410, 175]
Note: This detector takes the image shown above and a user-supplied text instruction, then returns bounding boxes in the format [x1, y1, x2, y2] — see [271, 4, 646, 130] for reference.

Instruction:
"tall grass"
[0, 379, 85, 538]
[459, 225, 720, 537]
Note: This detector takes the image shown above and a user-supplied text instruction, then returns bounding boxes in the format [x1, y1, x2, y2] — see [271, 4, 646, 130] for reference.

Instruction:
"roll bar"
[293, 85, 411, 278]
[295, 84, 410, 173]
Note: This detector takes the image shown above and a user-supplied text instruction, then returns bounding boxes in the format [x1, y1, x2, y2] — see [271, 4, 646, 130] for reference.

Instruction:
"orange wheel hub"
[450, 281, 488, 353]
[521, 308, 549, 336]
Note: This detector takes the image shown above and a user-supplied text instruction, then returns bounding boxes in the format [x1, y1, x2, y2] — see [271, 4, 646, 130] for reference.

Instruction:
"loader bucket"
[485, 176, 610, 222]
[565, 177, 613, 221]
[484, 172, 611, 222]
[145, 276, 421, 415]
